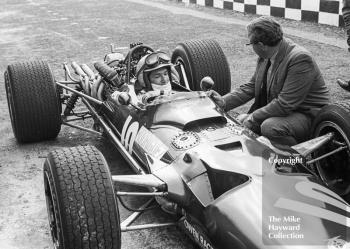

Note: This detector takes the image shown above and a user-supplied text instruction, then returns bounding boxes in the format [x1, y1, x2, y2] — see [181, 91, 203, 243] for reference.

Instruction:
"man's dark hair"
[247, 16, 283, 46]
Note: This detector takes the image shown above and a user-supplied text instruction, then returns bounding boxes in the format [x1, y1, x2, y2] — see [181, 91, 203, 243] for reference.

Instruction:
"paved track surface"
[0, 0, 350, 248]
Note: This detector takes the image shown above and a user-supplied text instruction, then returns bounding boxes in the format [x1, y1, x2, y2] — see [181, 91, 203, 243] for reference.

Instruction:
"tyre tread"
[5, 61, 61, 142]
[172, 39, 231, 95]
[44, 146, 120, 249]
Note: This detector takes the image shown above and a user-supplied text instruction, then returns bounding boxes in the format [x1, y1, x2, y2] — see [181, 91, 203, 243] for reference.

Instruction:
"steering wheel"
[127, 44, 154, 62]
[125, 44, 154, 83]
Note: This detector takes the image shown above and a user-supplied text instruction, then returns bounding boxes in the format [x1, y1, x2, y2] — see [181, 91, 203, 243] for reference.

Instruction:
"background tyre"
[312, 102, 350, 197]
[171, 39, 231, 95]
[43, 145, 121, 249]
[4, 61, 61, 143]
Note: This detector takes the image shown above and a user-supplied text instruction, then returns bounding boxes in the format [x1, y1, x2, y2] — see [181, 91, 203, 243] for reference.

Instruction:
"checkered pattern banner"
[181, 0, 344, 27]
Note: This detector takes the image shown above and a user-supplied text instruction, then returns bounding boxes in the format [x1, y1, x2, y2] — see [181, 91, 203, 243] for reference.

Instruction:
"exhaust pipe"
[81, 63, 97, 97]
[71, 61, 86, 77]
[71, 61, 90, 94]
[81, 63, 95, 80]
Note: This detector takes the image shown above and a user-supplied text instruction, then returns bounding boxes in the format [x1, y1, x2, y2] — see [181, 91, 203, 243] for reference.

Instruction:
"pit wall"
[179, 0, 344, 27]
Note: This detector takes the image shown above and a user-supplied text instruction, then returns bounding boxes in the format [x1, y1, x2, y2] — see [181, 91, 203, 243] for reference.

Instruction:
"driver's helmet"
[135, 51, 172, 92]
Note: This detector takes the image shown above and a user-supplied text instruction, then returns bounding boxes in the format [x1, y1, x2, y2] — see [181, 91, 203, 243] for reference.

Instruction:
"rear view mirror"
[200, 76, 214, 91]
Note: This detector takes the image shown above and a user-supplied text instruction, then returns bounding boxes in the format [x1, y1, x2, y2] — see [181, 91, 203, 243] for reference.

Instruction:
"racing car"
[4, 39, 350, 249]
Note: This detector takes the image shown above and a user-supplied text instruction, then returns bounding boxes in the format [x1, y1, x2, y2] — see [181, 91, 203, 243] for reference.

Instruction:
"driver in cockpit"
[135, 51, 179, 103]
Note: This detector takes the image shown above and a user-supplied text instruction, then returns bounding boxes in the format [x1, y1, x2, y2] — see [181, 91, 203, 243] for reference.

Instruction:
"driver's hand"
[142, 90, 160, 104]
[206, 90, 225, 109]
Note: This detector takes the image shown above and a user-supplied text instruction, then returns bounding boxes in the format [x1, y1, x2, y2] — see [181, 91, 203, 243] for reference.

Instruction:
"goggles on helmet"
[144, 52, 171, 69]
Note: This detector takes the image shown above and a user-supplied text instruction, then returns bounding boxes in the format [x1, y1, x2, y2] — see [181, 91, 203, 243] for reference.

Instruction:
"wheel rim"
[44, 171, 61, 249]
[314, 121, 350, 196]
[4, 72, 16, 131]
[174, 57, 192, 90]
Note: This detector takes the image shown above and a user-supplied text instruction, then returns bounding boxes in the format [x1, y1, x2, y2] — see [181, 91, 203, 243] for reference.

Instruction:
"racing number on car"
[121, 116, 139, 154]
[274, 181, 350, 227]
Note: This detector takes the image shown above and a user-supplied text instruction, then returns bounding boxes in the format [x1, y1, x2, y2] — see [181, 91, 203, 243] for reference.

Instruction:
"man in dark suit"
[209, 16, 329, 146]
[343, 0, 350, 50]
[339, 1, 350, 91]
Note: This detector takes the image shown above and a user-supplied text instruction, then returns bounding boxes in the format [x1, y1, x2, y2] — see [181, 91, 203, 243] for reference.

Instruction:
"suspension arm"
[306, 146, 348, 165]
[56, 81, 103, 105]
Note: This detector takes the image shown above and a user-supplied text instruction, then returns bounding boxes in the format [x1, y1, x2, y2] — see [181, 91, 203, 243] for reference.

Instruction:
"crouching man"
[208, 16, 329, 146]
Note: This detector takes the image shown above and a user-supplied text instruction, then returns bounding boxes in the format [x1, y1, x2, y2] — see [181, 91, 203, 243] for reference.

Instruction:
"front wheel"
[43, 145, 121, 249]
[171, 39, 231, 95]
[312, 102, 350, 197]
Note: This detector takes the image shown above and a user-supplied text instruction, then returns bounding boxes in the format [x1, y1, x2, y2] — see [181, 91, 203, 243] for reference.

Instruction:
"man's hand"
[236, 113, 249, 124]
[242, 114, 255, 130]
[206, 90, 225, 109]
[337, 78, 350, 92]
[237, 113, 257, 131]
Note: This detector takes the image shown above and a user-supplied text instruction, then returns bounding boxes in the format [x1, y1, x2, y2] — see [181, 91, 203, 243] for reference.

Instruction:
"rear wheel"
[43, 145, 121, 249]
[312, 102, 350, 197]
[5, 61, 61, 143]
[171, 39, 231, 95]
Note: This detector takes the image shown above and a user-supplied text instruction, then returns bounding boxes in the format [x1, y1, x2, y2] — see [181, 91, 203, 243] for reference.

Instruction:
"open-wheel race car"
[4, 39, 350, 249]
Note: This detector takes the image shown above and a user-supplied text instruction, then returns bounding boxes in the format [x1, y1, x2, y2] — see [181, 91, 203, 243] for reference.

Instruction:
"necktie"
[259, 59, 271, 107]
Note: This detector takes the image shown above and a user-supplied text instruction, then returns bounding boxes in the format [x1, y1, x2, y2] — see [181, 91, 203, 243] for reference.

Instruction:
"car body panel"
[101, 86, 350, 248]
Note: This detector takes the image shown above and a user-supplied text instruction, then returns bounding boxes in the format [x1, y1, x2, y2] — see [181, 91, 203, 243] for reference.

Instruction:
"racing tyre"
[171, 39, 231, 95]
[4, 61, 61, 143]
[312, 102, 350, 197]
[43, 145, 121, 249]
